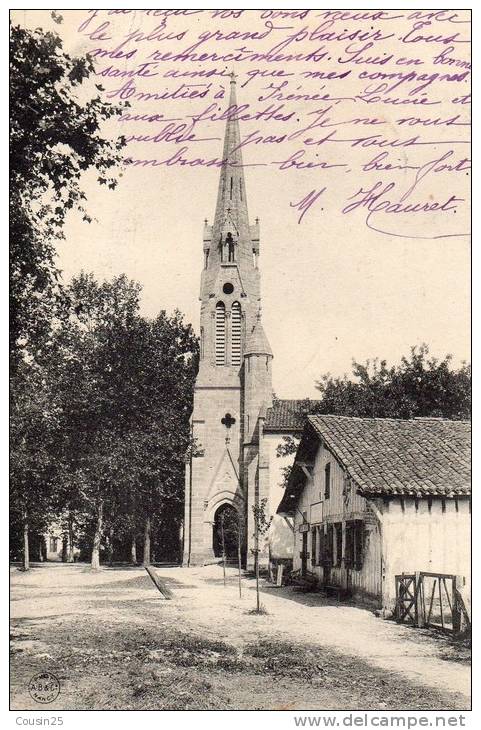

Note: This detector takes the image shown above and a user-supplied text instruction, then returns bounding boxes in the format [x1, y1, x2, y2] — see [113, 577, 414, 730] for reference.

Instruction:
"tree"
[53, 273, 198, 570]
[10, 360, 60, 569]
[316, 344, 471, 420]
[251, 499, 272, 613]
[51, 273, 141, 569]
[110, 310, 198, 566]
[276, 345, 471, 493]
[10, 19, 126, 566]
[10, 19, 125, 368]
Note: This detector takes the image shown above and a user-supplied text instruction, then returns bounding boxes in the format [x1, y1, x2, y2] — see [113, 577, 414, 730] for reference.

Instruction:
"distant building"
[263, 399, 320, 564]
[44, 522, 80, 562]
[45, 531, 62, 561]
[277, 415, 471, 612]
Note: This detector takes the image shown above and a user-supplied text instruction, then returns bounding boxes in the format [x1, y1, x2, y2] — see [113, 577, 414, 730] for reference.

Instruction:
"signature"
[343, 181, 467, 238]
[290, 188, 326, 224]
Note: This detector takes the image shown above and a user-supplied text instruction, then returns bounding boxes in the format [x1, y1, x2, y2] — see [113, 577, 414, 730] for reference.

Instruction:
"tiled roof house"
[278, 414, 471, 612]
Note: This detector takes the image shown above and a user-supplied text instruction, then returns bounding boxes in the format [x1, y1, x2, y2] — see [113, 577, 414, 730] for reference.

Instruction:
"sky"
[15, 9, 471, 399]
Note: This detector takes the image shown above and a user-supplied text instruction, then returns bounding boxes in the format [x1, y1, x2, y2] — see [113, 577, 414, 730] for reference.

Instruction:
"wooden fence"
[395, 572, 470, 633]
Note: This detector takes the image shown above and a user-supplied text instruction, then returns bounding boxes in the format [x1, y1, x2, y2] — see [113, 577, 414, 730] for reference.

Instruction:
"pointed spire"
[212, 71, 250, 250]
[244, 312, 273, 357]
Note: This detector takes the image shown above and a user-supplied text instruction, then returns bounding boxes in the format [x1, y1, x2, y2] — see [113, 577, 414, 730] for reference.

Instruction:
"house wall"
[291, 437, 471, 611]
[292, 441, 382, 604]
[377, 497, 471, 612]
[45, 534, 62, 562]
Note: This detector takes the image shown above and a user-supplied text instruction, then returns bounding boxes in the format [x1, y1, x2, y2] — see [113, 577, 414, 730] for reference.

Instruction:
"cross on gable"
[221, 413, 236, 429]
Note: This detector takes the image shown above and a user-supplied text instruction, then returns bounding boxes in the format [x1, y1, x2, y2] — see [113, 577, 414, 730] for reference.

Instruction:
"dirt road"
[10, 563, 470, 711]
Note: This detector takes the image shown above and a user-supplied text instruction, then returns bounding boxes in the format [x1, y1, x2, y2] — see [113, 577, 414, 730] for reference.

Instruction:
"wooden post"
[268, 562, 274, 583]
[452, 575, 464, 634]
[415, 572, 425, 627]
[145, 566, 173, 599]
[395, 576, 400, 620]
[276, 564, 284, 587]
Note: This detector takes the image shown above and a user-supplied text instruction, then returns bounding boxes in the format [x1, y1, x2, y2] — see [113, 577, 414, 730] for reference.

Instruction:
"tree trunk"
[130, 534, 137, 565]
[61, 536, 67, 562]
[237, 523, 242, 599]
[23, 513, 29, 571]
[143, 515, 151, 566]
[91, 501, 103, 571]
[221, 515, 226, 587]
[67, 514, 75, 563]
[255, 522, 260, 611]
[108, 526, 114, 567]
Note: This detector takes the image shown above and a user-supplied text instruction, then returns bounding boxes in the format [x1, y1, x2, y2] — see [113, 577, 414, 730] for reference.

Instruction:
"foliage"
[10, 19, 127, 566]
[10, 20, 125, 367]
[315, 344, 471, 420]
[252, 498, 273, 543]
[52, 273, 199, 565]
[10, 358, 62, 564]
[275, 345, 470, 493]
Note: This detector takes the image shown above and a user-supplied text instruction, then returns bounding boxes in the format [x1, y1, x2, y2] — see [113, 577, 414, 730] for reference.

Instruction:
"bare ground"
[10, 563, 471, 711]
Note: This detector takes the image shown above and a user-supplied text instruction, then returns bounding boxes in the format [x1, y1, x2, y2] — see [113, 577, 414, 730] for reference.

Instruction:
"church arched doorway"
[213, 503, 239, 559]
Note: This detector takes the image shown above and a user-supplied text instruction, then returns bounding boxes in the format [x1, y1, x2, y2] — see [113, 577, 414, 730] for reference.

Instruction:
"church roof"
[244, 317, 273, 358]
[264, 399, 321, 433]
[278, 415, 471, 513]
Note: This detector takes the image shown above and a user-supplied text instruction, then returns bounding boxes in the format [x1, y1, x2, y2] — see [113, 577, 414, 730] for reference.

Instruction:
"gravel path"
[10, 563, 470, 710]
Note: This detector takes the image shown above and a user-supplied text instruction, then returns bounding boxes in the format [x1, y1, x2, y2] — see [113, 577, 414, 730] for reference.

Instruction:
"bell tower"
[183, 73, 273, 566]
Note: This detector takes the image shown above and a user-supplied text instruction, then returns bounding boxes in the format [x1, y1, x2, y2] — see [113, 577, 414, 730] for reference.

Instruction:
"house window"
[49, 537, 58, 553]
[311, 528, 317, 565]
[345, 521, 364, 570]
[215, 302, 226, 365]
[334, 523, 342, 566]
[324, 463, 331, 500]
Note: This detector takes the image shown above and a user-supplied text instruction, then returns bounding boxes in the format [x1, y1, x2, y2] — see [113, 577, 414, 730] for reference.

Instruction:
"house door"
[301, 532, 308, 576]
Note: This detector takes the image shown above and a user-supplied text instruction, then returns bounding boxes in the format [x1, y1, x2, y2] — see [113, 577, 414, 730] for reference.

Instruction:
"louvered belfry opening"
[215, 301, 226, 365]
[231, 301, 242, 366]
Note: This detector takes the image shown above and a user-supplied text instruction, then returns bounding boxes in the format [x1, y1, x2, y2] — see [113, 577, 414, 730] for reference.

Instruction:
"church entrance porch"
[213, 503, 240, 560]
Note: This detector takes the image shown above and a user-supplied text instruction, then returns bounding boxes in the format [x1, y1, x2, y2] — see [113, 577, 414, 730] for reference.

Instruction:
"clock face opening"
[223, 282, 234, 295]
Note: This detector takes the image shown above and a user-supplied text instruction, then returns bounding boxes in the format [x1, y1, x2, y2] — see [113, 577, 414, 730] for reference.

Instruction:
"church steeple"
[184, 70, 274, 568]
[210, 72, 251, 266]
[201, 73, 260, 312]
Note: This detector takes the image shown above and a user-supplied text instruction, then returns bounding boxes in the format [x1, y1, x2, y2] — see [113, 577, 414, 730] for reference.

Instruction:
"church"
[182, 73, 300, 568]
